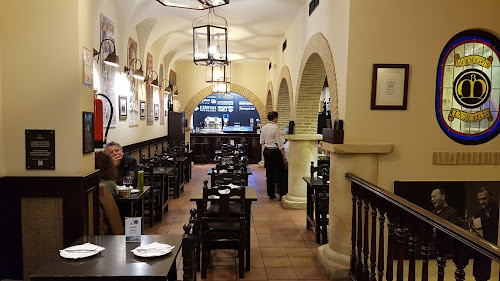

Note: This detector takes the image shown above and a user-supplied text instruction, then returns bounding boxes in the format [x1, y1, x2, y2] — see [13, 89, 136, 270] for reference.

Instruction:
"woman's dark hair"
[95, 151, 116, 181]
[267, 111, 279, 121]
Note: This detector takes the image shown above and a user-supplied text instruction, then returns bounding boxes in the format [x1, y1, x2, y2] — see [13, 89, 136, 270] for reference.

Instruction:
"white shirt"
[260, 122, 284, 149]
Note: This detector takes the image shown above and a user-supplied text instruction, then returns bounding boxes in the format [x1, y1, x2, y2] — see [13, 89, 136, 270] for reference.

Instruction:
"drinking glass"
[123, 176, 132, 187]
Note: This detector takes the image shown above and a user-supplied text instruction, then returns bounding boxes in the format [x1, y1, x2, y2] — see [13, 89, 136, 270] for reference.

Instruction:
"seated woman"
[95, 151, 118, 197]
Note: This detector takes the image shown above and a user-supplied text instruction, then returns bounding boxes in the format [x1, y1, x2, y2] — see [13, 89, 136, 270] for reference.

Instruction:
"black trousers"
[263, 148, 284, 197]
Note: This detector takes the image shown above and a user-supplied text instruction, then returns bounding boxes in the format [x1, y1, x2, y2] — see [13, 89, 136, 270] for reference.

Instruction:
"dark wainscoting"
[190, 133, 262, 164]
[0, 170, 99, 280]
[122, 135, 168, 158]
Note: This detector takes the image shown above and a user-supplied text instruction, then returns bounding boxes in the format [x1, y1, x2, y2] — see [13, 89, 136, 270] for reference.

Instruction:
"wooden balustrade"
[346, 173, 500, 281]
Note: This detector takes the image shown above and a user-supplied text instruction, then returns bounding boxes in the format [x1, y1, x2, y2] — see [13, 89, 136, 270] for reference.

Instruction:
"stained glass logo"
[436, 30, 500, 145]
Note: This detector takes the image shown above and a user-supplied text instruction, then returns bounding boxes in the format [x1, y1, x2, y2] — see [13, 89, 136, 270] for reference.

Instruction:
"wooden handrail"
[346, 173, 500, 263]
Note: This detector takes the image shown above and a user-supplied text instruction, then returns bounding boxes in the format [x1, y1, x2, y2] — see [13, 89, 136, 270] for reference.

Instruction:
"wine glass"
[123, 176, 132, 188]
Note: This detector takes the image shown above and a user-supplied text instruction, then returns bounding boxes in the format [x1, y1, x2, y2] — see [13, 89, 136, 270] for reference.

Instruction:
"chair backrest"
[99, 184, 124, 235]
[202, 181, 245, 219]
[310, 161, 330, 179]
[182, 209, 198, 281]
[212, 172, 244, 186]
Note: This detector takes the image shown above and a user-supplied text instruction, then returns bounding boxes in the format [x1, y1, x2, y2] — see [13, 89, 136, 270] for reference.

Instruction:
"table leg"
[167, 246, 182, 281]
[245, 202, 252, 270]
[148, 188, 153, 227]
[159, 176, 165, 222]
[140, 198, 145, 232]
[314, 191, 320, 244]
[306, 183, 312, 229]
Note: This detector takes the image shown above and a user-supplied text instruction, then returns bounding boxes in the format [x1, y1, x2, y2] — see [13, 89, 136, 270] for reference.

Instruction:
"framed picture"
[140, 100, 146, 119]
[119, 96, 127, 119]
[371, 64, 409, 110]
[154, 104, 159, 120]
[82, 112, 94, 154]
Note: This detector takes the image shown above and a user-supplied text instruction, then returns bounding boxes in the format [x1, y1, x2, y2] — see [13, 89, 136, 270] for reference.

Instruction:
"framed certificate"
[371, 64, 409, 110]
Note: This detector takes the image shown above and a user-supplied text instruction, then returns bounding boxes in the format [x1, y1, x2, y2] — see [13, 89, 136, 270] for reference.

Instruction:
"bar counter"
[190, 132, 261, 164]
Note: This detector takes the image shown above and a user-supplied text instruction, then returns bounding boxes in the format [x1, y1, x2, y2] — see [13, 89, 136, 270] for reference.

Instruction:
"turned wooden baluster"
[377, 207, 386, 281]
[408, 234, 417, 281]
[453, 241, 470, 281]
[356, 196, 364, 279]
[420, 223, 433, 281]
[369, 202, 377, 281]
[396, 227, 407, 281]
[386, 212, 395, 281]
[351, 184, 357, 274]
[436, 230, 447, 281]
[363, 199, 370, 281]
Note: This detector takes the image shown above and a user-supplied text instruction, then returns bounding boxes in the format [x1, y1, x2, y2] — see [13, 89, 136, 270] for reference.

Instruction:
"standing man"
[430, 188, 463, 226]
[260, 111, 287, 199]
[471, 185, 499, 281]
[105, 141, 138, 186]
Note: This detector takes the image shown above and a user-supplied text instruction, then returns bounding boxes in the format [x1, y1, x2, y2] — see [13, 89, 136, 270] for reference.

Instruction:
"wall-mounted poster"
[82, 47, 92, 87]
[436, 30, 500, 145]
[146, 53, 154, 125]
[127, 37, 139, 126]
[140, 100, 146, 119]
[82, 112, 94, 154]
[159, 64, 165, 125]
[100, 13, 116, 127]
[25, 130, 55, 170]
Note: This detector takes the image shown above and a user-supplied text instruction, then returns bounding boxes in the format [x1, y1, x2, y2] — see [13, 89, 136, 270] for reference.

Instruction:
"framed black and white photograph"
[140, 100, 146, 119]
[119, 96, 128, 119]
[371, 64, 409, 110]
[154, 104, 159, 120]
[82, 112, 94, 154]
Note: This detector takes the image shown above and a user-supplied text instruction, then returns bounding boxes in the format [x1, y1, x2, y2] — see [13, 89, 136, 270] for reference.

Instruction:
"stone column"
[317, 143, 393, 280]
[281, 134, 323, 209]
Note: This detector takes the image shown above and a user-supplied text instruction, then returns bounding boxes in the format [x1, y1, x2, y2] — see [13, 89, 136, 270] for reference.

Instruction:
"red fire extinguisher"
[94, 93, 113, 148]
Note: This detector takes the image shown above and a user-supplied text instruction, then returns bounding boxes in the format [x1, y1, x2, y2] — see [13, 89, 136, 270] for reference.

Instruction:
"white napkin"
[59, 243, 105, 259]
[132, 242, 175, 257]
[226, 183, 240, 189]
[218, 189, 230, 194]
[116, 185, 131, 190]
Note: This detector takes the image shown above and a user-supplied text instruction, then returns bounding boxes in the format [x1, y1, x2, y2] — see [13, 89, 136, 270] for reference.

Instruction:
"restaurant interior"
[1, 0, 500, 280]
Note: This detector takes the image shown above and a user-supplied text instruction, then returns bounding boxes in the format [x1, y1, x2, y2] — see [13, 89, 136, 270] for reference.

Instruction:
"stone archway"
[183, 83, 266, 126]
[265, 81, 274, 124]
[276, 66, 293, 135]
[294, 33, 339, 134]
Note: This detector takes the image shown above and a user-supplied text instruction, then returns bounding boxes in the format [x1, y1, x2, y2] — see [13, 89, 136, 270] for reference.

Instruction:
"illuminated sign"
[436, 30, 500, 145]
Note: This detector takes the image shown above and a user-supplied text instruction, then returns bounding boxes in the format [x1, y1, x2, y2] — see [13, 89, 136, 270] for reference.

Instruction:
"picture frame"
[82, 112, 94, 154]
[371, 64, 409, 110]
[154, 104, 159, 120]
[119, 96, 128, 119]
[140, 100, 146, 119]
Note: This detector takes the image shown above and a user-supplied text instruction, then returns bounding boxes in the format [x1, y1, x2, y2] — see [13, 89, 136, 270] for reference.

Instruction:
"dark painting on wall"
[82, 112, 94, 154]
[394, 181, 500, 245]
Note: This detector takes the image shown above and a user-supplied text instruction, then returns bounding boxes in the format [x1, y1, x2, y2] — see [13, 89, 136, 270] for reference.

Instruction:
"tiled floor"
[145, 164, 329, 281]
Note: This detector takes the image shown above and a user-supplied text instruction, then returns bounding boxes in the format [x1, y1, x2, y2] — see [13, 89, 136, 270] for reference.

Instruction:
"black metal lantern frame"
[206, 62, 230, 83]
[212, 81, 230, 94]
[193, 8, 228, 66]
[156, 0, 229, 10]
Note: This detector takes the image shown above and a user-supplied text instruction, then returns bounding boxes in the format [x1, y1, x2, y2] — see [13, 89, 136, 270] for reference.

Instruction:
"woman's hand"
[283, 156, 288, 164]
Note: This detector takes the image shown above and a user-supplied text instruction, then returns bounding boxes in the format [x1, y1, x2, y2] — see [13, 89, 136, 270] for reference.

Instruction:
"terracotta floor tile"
[279, 232, 305, 241]
[259, 240, 283, 248]
[265, 268, 298, 280]
[256, 232, 280, 240]
[237, 268, 268, 280]
[293, 267, 328, 279]
[206, 268, 237, 280]
[263, 256, 293, 268]
[289, 256, 321, 268]
[282, 240, 309, 248]
[250, 257, 265, 268]
[260, 247, 288, 257]
[210, 257, 236, 268]
[250, 248, 263, 257]
[285, 248, 314, 257]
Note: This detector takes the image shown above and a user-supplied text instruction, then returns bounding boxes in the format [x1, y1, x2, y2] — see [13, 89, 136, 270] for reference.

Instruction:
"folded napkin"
[132, 242, 175, 257]
[116, 185, 132, 190]
[218, 189, 230, 194]
[60, 243, 105, 259]
[226, 183, 240, 189]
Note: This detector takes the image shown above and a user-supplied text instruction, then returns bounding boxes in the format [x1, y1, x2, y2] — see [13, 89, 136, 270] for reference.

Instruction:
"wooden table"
[303, 177, 328, 244]
[153, 166, 174, 218]
[207, 167, 253, 175]
[208, 167, 253, 186]
[115, 186, 151, 229]
[190, 187, 257, 270]
[30, 235, 182, 281]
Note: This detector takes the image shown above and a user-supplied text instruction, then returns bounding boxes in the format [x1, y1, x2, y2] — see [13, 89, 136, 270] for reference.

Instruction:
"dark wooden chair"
[200, 183, 246, 278]
[211, 170, 247, 186]
[194, 142, 208, 164]
[310, 161, 329, 244]
[143, 164, 164, 224]
[180, 209, 198, 281]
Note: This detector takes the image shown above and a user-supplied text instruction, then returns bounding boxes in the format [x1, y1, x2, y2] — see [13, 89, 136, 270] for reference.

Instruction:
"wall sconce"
[156, 0, 228, 10]
[161, 79, 172, 92]
[193, 8, 228, 66]
[123, 58, 145, 80]
[147, 71, 160, 88]
[93, 39, 119, 67]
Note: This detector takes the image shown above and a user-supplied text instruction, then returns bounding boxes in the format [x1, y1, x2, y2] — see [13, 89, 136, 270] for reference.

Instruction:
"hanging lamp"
[193, 8, 228, 66]
[156, 0, 228, 10]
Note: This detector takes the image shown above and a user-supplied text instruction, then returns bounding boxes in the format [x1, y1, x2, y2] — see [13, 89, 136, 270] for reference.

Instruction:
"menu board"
[25, 129, 55, 170]
[194, 93, 259, 128]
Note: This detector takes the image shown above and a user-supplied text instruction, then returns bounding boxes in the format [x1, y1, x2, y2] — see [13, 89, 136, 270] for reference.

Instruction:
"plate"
[132, 248, 172, 257]
[130, 189, 140, 193]
[60, 249, 101, 259]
